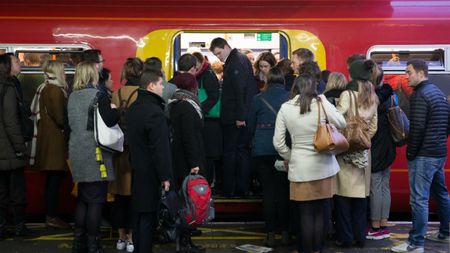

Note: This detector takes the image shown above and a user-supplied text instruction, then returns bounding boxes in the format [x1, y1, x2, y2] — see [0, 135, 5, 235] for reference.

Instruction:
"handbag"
[342, 91, 372, 152]
[198, 71, 221, 118]
[314, 99, 349, 155]
[387, 95, 409, 146]
[93, 95, 124, 153]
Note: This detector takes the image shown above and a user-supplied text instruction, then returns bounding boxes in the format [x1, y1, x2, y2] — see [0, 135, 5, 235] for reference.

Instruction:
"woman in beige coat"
[334, 60, 379, 248]
[31, 60, 71, 229]
[273, 76, 346, 253]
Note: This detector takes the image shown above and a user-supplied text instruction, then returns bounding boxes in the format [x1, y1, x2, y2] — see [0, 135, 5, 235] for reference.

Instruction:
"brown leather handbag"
[387, 95, 409, 146]
[342, 91, 372, 151]
[314, 99, 349, 155]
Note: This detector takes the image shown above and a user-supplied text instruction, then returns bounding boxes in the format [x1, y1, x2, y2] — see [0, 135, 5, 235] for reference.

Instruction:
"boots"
[87, 235, 104, 253]
[176, 232, 205, 253]
[46, 216, 72, 229]
[72, 228, 87, 253]
[265, 232, 275, 247]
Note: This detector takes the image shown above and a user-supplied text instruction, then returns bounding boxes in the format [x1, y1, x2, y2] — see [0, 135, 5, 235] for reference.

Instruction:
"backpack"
[179, 174, 214, 227]
[117, 88, 138, 146]
[387, 94, 409, 146]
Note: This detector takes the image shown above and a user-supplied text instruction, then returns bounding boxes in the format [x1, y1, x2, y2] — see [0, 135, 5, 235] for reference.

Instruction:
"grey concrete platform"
[0, 222, 448, 252]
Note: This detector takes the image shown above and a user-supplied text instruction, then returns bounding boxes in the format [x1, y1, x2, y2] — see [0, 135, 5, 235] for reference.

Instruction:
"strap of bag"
[347, 90, 360, 117]
[259, 96, 277, 116]
[316, 98, 329, 125]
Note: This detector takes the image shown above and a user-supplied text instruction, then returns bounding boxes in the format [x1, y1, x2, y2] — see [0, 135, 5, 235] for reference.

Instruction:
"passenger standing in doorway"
[209, 37, 258, 197]
[254, 52, 277, 92]
[391, 60, 450, 253]
[126, 70, 171, 253]
[192, 52, 222, 186]
[31, 60, 71, 230]
[0, 54, 30, 238]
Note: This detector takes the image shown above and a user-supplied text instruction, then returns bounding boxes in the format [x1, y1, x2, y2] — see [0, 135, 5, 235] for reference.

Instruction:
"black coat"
[407, 80, 450, 161]
[324, 89, 344, 106]
[169, 99, 205, 181]
[371, 84, 396, 172]
[126, 89, 172, 212]
[221, 48, 258, 124]
[0, 80, 26, 171]
[196, 65, 222, 158]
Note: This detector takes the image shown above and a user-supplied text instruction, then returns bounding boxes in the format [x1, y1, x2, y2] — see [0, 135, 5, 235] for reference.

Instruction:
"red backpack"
[180, 174, 214, 227]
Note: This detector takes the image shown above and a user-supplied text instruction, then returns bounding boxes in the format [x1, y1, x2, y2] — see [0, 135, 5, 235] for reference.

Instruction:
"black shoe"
[87, 235, 104, 253]
[15, 223, 37, 237]
[190, 228, 202, 237]
[72, 228, 87, 253]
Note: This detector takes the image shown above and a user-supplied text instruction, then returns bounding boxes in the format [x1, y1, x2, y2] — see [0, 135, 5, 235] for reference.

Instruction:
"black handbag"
[387, 95, 409, 146]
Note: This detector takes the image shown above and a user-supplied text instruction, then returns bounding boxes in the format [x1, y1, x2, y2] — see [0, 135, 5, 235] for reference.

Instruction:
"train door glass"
[368, 45, 450, 98]
[174, 32, 284, 72]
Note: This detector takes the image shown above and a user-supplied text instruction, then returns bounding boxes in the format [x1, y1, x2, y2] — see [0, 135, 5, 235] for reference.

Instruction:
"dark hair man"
[125, 69, 171, 253]
[144, 57, 177, 111]
[291, 48, 314, 74]
[83, 49, 104, 71]
[391, 59, 450, 253]
[209, 37, 258, 196]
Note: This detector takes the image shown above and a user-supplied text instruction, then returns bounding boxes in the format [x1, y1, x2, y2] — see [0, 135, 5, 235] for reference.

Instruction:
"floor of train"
[0, 222, 448, 253]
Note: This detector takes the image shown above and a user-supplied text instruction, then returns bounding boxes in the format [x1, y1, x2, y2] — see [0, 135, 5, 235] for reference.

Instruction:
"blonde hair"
[73, 62, 98, 90]
[42, 60, 67, 90]
[324, 72, 347, 93]
[358, 80, 379, 109]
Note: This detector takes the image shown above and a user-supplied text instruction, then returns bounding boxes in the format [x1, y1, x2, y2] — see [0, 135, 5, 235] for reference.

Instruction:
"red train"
[0, 0, 449, 215]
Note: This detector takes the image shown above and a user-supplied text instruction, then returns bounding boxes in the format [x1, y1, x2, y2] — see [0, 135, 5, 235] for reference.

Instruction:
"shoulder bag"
[198, 70, 221, 118]
[387, 95, 409, 146]
[342, 90, 371, 151]
[92, 94, 124, 153]
[314, 98, 349, 155]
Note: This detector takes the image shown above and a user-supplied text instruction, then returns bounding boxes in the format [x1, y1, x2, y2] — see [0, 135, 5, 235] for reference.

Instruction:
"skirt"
[290, 175, 336, 202]
[78, 181, 108, 203]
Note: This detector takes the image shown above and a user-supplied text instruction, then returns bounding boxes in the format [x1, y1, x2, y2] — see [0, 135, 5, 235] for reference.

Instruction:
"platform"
[0, 222, 448, 252]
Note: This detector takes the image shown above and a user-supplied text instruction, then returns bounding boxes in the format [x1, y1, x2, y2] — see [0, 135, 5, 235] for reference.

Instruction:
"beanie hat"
[349, 60, 374, 81]
[171, 73, 198, 91]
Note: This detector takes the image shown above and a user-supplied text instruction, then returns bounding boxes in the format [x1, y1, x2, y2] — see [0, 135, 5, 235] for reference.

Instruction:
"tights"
[74, 199, 102, 236]
[296, 199, 326, 253]
[45, 171, 65, 217]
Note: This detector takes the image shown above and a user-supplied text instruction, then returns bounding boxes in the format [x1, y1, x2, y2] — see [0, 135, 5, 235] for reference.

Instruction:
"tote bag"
[93, 103, 124, 153]
[198, 73, 221, 118]
[314, 99, 349, 155]
[342, 91, 371, 152]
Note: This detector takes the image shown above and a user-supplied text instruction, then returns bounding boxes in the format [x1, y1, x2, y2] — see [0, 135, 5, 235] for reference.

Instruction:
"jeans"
[408, 156, 450, 247]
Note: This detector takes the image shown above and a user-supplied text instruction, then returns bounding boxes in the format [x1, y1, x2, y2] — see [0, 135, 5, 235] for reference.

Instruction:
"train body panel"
[0, 0, 449, 214]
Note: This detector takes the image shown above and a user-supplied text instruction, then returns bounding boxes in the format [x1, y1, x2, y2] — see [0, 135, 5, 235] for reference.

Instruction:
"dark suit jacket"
[126, 89, 172, 212]
[220, 49, 257, 124]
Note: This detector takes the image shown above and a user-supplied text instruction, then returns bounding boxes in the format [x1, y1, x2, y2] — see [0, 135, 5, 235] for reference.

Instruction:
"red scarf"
[195, 62, 209, 78]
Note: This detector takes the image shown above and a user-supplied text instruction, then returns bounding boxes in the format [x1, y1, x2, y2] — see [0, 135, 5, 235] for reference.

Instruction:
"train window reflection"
[368, 46, 446, 72]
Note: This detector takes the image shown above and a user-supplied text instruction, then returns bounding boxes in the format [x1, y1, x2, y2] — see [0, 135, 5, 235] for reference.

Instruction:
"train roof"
[1, 0, 450, 20]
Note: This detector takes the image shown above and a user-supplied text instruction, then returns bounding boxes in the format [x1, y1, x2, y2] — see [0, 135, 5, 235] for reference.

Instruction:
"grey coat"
[68, 88, 114, 183]
[0, 81, 26, 170]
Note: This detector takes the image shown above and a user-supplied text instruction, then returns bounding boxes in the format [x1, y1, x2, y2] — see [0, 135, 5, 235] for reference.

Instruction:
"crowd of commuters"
[0, 38, 449, 253]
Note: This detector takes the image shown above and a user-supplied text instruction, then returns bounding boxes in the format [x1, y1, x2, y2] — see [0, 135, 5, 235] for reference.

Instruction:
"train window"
[0, 49, 5, 55]
[174, 32, 282, 72]
[367, 45, 448, 73]
[16, 49, 85, 69]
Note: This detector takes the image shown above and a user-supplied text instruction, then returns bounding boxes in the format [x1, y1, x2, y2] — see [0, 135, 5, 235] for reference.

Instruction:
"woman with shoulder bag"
[334, 59, 379, 248]
[273, 76, 346, 253]
[248, 67, 290, 247]
[68, 61, 119, 253]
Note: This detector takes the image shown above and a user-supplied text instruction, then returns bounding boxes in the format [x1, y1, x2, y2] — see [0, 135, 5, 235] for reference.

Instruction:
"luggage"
[179, 174, 214, 227]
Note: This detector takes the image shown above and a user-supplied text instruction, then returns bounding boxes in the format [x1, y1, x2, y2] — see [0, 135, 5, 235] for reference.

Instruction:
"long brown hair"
[357, 80, 379, 109]
[292, 76, 317, 114]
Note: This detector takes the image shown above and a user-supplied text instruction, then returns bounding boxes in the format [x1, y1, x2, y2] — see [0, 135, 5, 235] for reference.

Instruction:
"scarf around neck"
[168, 89, 203, 119]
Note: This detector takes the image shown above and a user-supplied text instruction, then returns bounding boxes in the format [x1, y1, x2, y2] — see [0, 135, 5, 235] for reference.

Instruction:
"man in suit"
[126, 69, 171, 253]
[209, 37, 257, 196]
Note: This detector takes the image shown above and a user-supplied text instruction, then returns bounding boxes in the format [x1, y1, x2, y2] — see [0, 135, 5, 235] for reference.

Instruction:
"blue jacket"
[248, 84, 289, 156]
[407, 80, 449, 160]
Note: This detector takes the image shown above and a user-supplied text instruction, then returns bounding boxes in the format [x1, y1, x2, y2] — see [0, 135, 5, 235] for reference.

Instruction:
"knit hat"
[349, 60, 374, 81]
[171, 73, 198, 91]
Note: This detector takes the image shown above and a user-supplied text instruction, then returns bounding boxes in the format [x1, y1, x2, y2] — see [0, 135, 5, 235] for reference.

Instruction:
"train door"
[136, 30, 326, 80]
